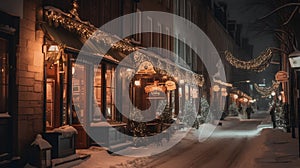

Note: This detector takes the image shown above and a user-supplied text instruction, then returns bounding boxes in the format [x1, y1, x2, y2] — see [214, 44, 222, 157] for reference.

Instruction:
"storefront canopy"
[42, 5, 136, 64]
[41, 4, 204, 86]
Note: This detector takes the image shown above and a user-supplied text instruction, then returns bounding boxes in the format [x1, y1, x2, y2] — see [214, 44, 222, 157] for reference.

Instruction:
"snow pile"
[53, 125, 78, 138]
[73, 147, 137, 168]
[0, 112, 10, 118]
[31, 134, 52, 150]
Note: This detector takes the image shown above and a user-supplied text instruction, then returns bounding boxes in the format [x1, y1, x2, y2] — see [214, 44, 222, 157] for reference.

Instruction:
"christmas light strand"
[43, 3, 205, 87]
[225, 48, 273, 72]
[44, 6, 136, 53]
[254, 81, 280, 97]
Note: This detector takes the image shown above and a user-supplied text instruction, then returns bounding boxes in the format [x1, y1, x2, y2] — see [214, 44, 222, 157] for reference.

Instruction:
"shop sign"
[275, 71, 288, 82]
[165, 80, 176, 91]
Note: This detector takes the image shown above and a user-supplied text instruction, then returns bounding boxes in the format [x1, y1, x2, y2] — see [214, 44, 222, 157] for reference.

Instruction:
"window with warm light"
[92, 64, 119, 123]
[46, 79, 55, 127]
[93, 65, 102, 122]
[106, 65, 116, 121]
[0, 38, 8, 114]
[72, 63, 87, 124]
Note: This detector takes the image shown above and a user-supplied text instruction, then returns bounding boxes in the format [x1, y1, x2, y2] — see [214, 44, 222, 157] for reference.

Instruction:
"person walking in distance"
[269, 103, 277, 128]
[246, 105, 253, 119]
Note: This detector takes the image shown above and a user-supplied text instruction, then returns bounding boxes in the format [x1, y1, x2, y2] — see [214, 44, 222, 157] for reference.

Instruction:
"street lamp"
[233, 80, 251, 84]
[288, 50, 300, 158]
[271, 91, 276, 97]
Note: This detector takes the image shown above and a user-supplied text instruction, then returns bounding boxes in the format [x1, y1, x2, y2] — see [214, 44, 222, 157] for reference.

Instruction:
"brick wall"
[205, 10, 237, 82]
[17, 0, 44, 156]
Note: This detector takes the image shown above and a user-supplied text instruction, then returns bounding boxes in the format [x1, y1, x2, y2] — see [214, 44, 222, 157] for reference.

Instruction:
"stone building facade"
[17, 0, 44, 156]
[0, 0, 44, 165]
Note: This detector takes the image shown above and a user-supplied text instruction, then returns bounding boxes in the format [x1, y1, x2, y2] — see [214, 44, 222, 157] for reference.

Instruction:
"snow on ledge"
[53, 125, 78, 138]
[0, 112, 11, 118]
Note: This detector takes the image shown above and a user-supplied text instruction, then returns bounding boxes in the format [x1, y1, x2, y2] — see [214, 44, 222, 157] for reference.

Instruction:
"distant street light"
[233, 80, 251, 84]
[233, 94, 238, 100]
[288, 50, 300, 158]
[271, 91, 276, 96]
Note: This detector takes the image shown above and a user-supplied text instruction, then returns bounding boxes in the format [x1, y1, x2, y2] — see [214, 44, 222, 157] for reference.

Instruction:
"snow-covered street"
[63, 111, 300, 168]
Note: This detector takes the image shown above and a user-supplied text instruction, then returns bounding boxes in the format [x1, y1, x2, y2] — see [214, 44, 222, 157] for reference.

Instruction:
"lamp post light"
[288, 50, 300, 158]
[271, 91, 276, 97]
[233, 80, 251, 84]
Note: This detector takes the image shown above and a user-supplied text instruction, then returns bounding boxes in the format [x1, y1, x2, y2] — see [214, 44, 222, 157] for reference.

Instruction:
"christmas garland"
[254, 81, 280, 97]
[44, 4, 136, 53]
[225, 48, 273, 72]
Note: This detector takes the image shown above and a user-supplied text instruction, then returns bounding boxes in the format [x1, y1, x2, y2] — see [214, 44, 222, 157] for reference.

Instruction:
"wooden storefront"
[41, 4, 205, 155]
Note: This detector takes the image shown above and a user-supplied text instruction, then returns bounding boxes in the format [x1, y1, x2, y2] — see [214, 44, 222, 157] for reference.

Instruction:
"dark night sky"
[222, 0, 280, 85]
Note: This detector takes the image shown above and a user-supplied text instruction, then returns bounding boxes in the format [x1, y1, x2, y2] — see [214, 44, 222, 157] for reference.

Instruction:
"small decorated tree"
[182, 100, 198, 128]
[228, 102, 238, 116]
[198, 97, 210, 124]
[128, 108, 147, 146]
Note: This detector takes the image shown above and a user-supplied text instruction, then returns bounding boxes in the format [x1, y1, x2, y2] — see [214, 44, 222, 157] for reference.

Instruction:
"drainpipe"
[59, 52, 65, 126]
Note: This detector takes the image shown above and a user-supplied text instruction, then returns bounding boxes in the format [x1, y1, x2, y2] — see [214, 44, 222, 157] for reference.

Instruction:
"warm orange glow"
[165, 80, 176, 91]
[212, 85, 220, 92]
[145, 81, 166, 93]
[48, 45, 59, 52]
[134, 80, 141, 86]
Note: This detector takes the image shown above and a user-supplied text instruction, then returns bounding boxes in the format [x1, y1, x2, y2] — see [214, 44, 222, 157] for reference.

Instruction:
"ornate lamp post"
[288, 50, 300, 157]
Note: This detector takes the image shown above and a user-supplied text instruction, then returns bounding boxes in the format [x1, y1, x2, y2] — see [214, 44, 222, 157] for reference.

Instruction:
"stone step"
[0, 153, 9, 163]
[108, 141, 133, 154]
[52, 153, 91, 167]
[0, 156, 20, 168]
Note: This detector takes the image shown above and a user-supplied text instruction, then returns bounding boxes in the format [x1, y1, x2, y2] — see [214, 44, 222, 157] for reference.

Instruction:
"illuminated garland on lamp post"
[224, 48, 273, 72]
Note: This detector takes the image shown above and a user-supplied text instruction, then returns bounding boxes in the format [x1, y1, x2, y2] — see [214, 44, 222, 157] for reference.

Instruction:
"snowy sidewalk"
[228, 111, 300, 167]
[52, 111, 300, 168]
[247, 128, 300, 168]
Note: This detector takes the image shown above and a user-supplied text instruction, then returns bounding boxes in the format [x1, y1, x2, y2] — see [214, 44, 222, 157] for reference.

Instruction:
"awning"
[42, 5, 137, 65]
[41, 23, 130, 64]
[41, 5, 204, 85]
[41, 23, 84, 51]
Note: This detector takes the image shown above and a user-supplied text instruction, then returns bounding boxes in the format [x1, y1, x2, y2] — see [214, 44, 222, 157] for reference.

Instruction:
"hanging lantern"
[212, 85, 220, 92]
[29, 134, 52, 168]
[165, 80, 176, 91]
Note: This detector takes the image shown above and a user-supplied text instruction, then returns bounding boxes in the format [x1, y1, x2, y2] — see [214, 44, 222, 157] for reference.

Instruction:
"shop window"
[92, 64, 118, 122]
[185, 84, 189, 100]
[93, 65, 102, 122]
[147, 16, 153, 47]
[157, 22, 162, 52]
[72, 63, 87, 124]
[106, 65, 116, 121]
[46, 79, 55, 127]
[134, 9, 142, 43]
[0, 38, 8, 113]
